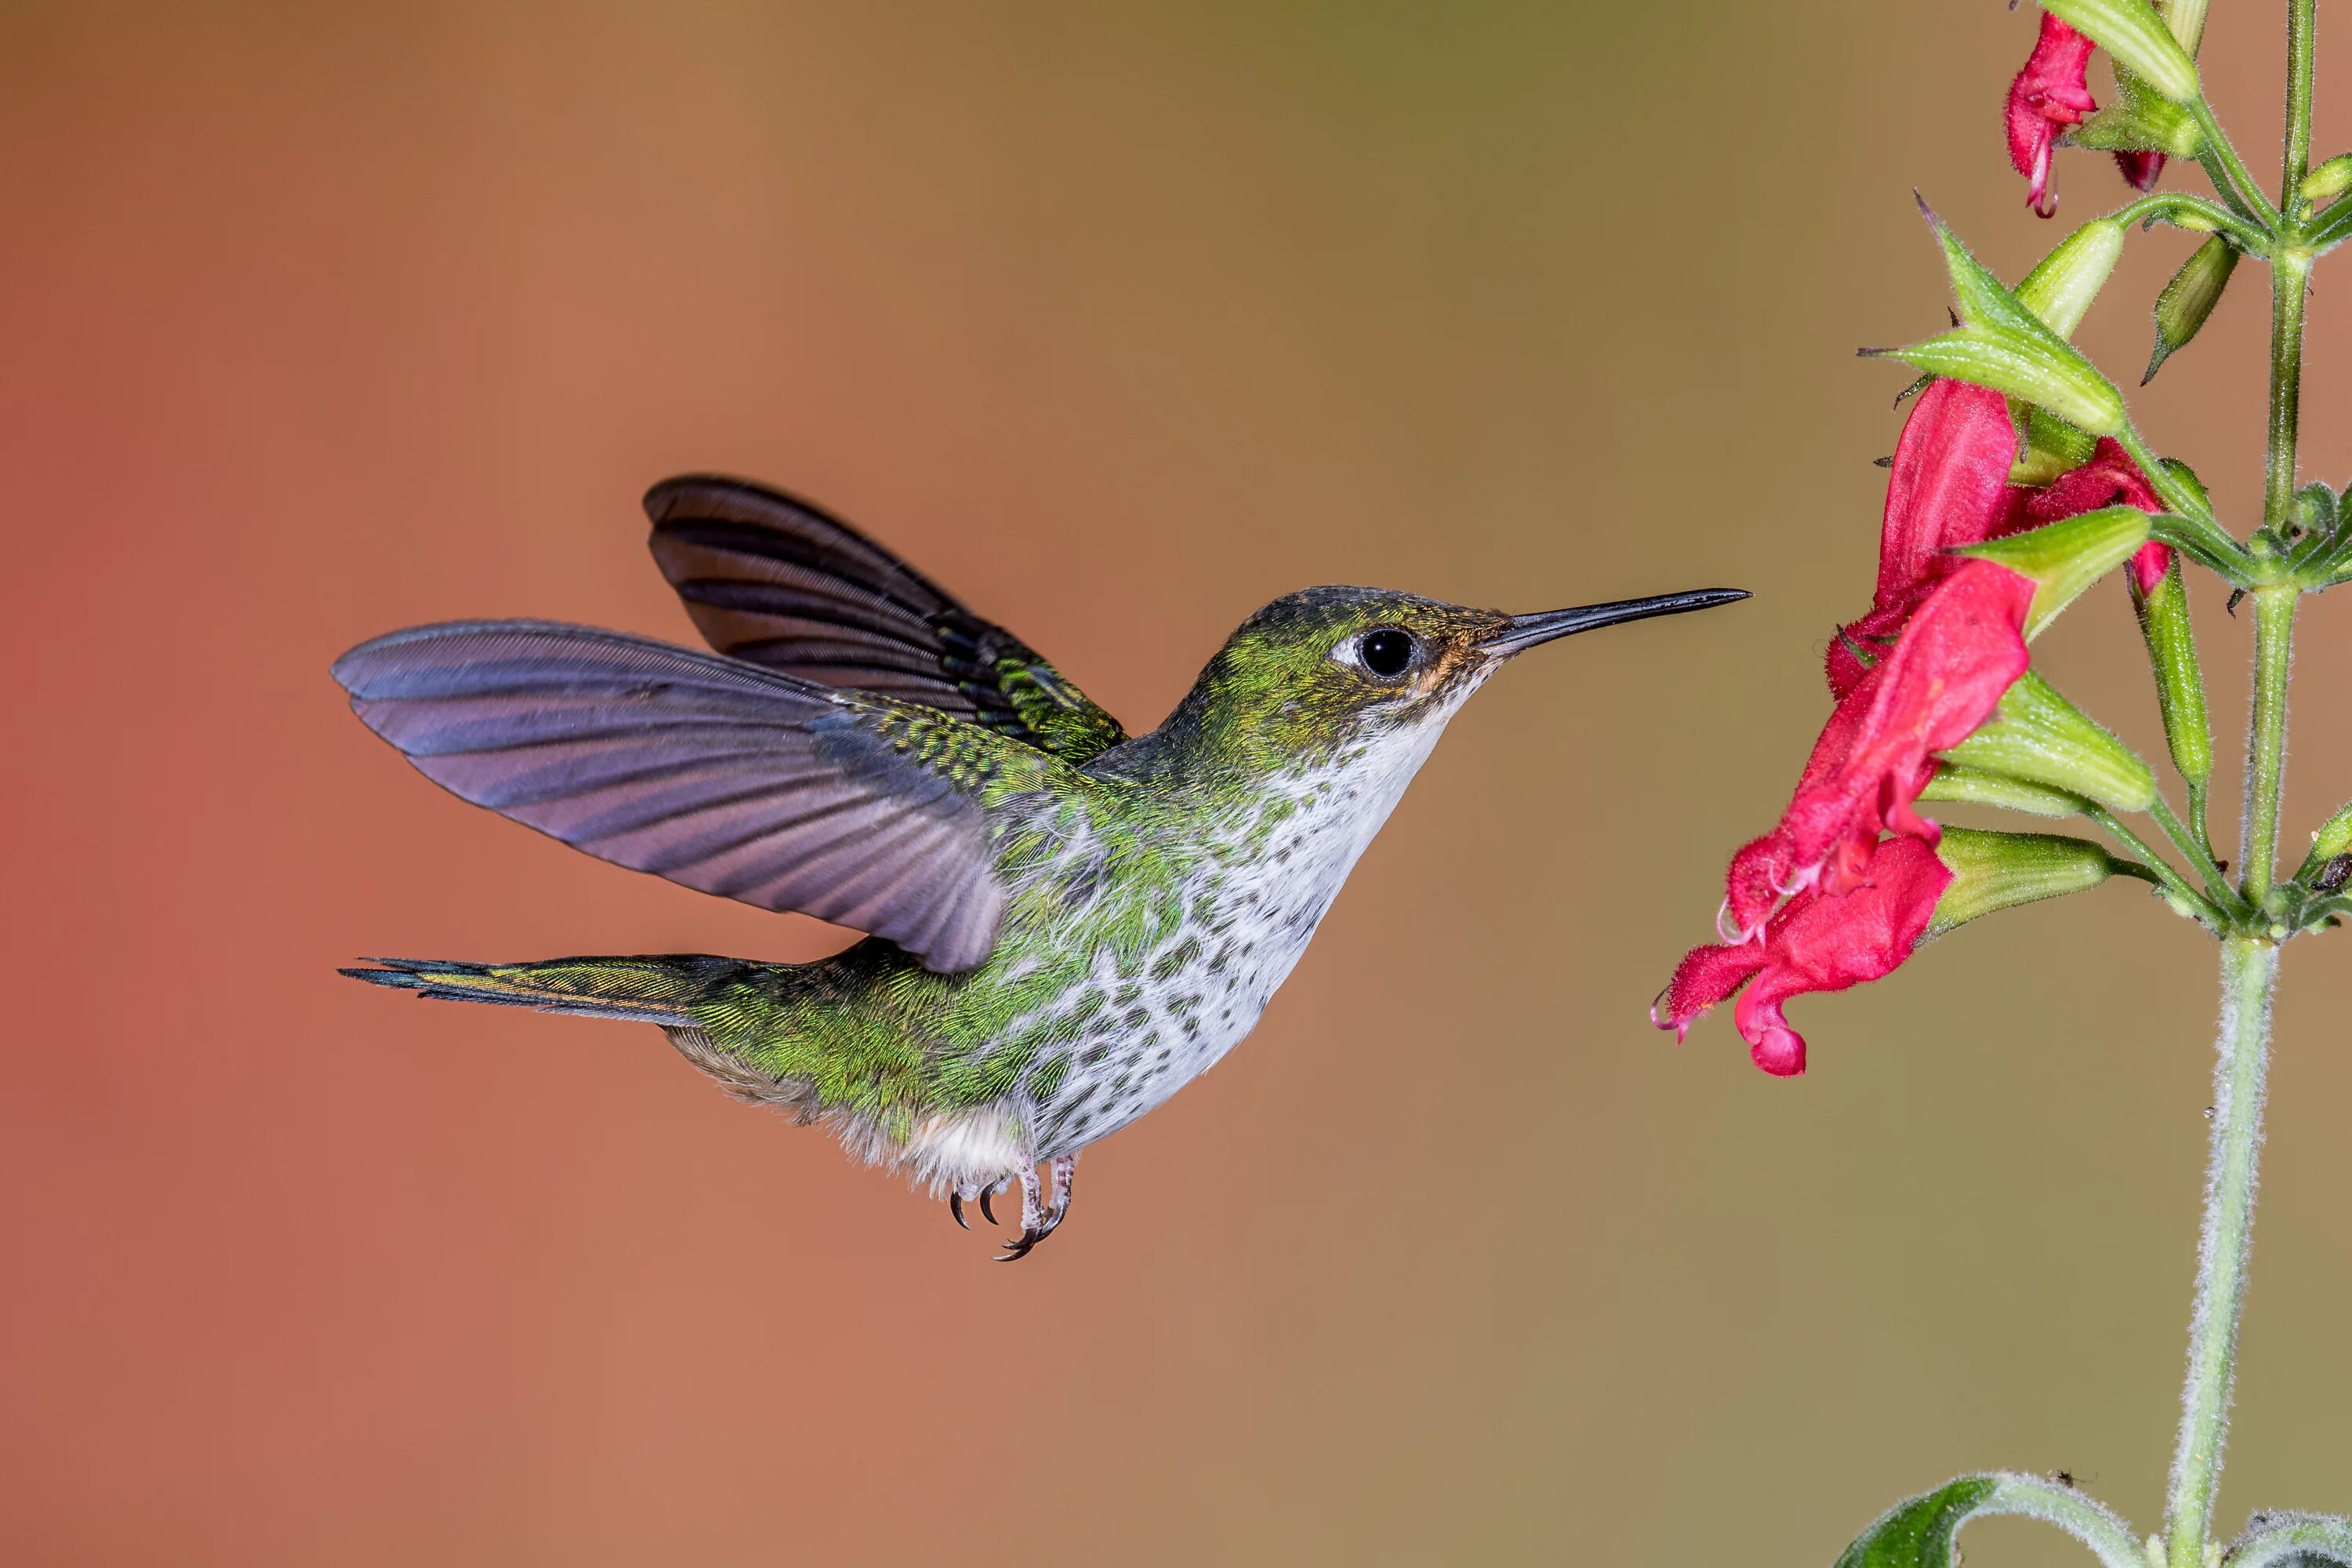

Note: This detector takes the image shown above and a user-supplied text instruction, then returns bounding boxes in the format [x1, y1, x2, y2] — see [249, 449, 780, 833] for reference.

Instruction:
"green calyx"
[1919, 765, 2085, 819]
[2299, 152, 2352, 208]
[1876, 204, 2127, 437]
[2145, 235, 2240, 386]
[2042, 0, 2200, 103]
[1943, 671, 2159, 815]
[1927, 827, 2122, 938]
[2011, 407, 2100, 486]
[1958, 506, 2153, 637]
[2134, 557, 2215, 790]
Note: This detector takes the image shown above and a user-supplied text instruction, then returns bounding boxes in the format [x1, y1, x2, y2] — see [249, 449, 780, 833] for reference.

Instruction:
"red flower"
[2008, 13, 2100, 216]
[2018, 435, 2172, 594]
[1724, 561, 2035, 938]
[1827, 379, 2023, 699]
[1657, 836, 1953, 1076]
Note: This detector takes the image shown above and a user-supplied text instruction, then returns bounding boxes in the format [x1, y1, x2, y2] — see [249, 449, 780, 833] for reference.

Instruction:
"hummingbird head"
[1151, 583, 1748, 779]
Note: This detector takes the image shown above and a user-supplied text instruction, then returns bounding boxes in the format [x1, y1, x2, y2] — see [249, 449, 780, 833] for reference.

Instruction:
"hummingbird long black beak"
[1477, 588, 1750, 657]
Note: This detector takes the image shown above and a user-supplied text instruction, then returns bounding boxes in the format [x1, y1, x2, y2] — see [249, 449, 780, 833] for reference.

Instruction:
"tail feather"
[341, 956, 708, 1026]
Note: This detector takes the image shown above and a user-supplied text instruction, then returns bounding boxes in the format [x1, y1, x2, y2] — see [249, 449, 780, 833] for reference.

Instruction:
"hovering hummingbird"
[337, 477, 1743, 1258]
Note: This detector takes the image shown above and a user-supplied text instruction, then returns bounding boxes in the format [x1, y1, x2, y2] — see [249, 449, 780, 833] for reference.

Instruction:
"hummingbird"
[336, 476, 1744, 1258]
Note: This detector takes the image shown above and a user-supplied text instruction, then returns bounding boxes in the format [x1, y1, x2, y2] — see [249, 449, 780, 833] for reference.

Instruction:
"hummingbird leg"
[1038, 1153, 1077, 1237]
[994, 1166, 1048, 1261]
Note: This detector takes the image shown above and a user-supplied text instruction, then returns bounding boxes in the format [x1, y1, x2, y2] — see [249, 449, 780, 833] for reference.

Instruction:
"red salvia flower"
[1657, 836, 1953, 1076]
[1723, 560, 2035, 938]
[2007, 13, 2100, 216]
[1826, 379, 2023, 699]
[2019, 435, 2172, 593]
[1661, 376, 2043, 1075]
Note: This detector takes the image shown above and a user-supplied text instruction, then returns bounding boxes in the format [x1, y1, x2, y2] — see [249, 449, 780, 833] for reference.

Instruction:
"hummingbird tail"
[339, 956, 709, 1026]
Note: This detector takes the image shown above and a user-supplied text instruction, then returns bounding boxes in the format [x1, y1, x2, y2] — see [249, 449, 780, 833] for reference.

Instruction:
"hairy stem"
[2191, 98, 2285, 231]
[2089, 807, 2219, 921]
[2241, 589, 2297, 906]
[2163, 937, 2279, 1568]
[2149, 793, 2242, 911]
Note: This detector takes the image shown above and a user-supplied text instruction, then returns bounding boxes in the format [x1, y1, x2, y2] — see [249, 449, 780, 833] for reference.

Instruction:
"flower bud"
[1961, 505, 2154, 637]
[1926, 826, 2120, 938]
[2308, 801, 2352, 866]
[1941, 670, 2159, 813]
[1919, 764, 2084, 818]
[2132, 555, 2213, 790]
[2042, 0, 2200, 103]
[2300, 154, 2352, 207]
[2017, 220, 2127, 339]
[2143, 236, 2238, 386]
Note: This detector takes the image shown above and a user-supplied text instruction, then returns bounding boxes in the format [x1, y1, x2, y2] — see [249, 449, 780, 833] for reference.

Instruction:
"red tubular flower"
[1658, 837, 1953, 1076]
[1827, 379, 2023, 699]
[1725, 561, 2035, 937]
[2019, 435, 2172, 594]
[2008, 13, 2099, 216]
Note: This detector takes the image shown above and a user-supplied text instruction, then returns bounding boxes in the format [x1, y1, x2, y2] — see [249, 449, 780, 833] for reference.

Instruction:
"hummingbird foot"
[1040, 1153, 1076, 1235]
[994, 1166, 1050, 1262]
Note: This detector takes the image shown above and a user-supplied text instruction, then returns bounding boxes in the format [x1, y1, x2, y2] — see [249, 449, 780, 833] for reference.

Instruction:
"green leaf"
[1831, 1473, 2148, 1568]
[1943, 672, 2158, 814]
[1958, 506, 2152, 637]
[2042, 0, 2200, 102]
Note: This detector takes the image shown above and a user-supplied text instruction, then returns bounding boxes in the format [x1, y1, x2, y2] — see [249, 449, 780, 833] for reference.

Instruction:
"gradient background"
[5, 3, 2350, 1563]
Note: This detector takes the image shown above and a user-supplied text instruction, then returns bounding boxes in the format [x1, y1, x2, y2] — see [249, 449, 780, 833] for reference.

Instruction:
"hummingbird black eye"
[1356, 627, 1417, 679]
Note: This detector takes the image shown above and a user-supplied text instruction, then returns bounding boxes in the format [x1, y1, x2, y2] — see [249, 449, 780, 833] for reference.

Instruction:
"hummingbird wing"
[332, 619, 1086, 972]
[643, 476, 1129, 765]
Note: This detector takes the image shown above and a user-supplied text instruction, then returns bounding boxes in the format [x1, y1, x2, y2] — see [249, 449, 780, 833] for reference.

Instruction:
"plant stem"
[2149, 793, 2241, 910]
[2282, 0, 2318, 212]
[2088, 806, 2219, 920]
[2191, 98, 2286, 231]
[2162, 937, 2278, 1568]
[2241, 589, 2298, 906]
[2262, 256, 2311, 535]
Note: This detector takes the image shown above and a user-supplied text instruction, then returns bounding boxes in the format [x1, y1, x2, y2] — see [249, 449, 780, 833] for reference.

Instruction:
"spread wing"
[644, 476, 1128, 764]
[332, 619, 1084, 972]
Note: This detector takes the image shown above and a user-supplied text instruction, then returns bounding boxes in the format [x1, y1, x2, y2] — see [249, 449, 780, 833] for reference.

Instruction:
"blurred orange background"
[5, 2, 2350, 1563]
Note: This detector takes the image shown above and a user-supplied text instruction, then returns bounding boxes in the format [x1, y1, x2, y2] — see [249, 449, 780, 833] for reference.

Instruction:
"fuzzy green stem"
[2088, 806, 2219, 922]
[2241, 590, 2298, 906]
[2114, 424, 2223, 532]
[2262, 255, 2310, 535]
[2112, 191, 2274, 253]
[2191, 97, 2286, 232]
[2149, 793, 2242, 911]
[2282, 0, 2317, 212]
[2162, 937, 2278, 1568]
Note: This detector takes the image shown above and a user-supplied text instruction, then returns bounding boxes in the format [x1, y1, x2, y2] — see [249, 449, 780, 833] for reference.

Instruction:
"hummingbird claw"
[948, 1191, 969, 1230]
[995, 1229, 1044, 1262]
[978, 1188, 999, 1226]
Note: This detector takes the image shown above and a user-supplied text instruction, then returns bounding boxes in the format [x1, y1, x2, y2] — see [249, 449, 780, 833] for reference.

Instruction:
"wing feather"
[332, 619, 1078, 971]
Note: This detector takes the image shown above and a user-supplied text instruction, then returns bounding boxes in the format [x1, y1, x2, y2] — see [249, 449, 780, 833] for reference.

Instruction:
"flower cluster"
[1654, 379, 2165, 1075]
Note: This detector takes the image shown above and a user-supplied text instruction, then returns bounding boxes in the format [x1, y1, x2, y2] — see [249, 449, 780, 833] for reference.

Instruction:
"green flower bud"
[1942, 671, 2159, 814]
[2143, 236, 2238, 386]
[1918, 765, 2085, 819]
[2299, 154, 2352, 207]
[2042, 0, 2200, 103]
[2133, 556, 2212, 789]
[1926, 827, 2121, 938]
[2017, 220, 2127, 340]
[2307, 801, 2352, 866]
[1960, 506, 2154, 637]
